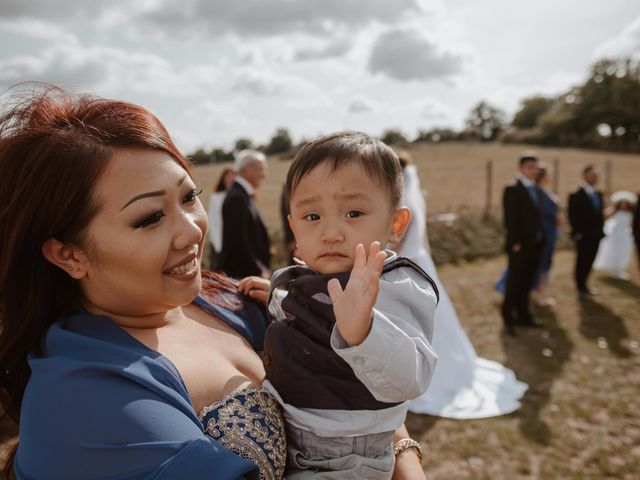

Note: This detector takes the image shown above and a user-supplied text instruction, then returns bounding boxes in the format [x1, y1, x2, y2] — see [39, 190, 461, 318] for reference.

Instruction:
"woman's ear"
[42, 238, 87, 279]
[389, 207, 411, 243]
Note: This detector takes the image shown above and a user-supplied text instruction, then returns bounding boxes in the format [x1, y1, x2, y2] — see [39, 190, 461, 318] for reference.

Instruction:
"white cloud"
[594, 15, 640, 60]
[0, 0, 151, 21]
[0, 43, 219, 95]
[419, 97, 454, 120]
[0, 18, 78, 44]
[368, 28, 465, 81]
[293, 38, 352, 62]
[348, 96, 377, 113]
[144, 0, 427, 38]
[231, 65, 321, 97]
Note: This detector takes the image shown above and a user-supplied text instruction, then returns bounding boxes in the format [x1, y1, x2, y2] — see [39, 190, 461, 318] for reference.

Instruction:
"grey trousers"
[285, 425, 394, 480]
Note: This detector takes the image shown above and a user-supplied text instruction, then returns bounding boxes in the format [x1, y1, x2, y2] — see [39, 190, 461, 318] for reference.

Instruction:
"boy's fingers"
[248, 289, 268, 305]
[327, 278, 343, 302]
[374, 250, 386, 271]
[353, 243, 366, 271]
[369, 241, 381, 258]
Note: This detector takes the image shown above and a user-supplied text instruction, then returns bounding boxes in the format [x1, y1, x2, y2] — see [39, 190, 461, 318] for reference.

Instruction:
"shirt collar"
[580, 181, 596, 195]
[516, 172, 534, 188]
[235, 176, 254, 196]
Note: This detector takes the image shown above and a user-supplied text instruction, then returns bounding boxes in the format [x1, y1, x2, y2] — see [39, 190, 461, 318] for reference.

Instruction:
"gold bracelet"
[393, 438, 423, 460]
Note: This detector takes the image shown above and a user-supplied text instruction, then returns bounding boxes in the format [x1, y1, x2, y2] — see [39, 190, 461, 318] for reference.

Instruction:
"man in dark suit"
[633, 192, 640, 270]
[568, 165, 605, 297]
[219, 149, 271, 279]
[502, 153, 545, 335]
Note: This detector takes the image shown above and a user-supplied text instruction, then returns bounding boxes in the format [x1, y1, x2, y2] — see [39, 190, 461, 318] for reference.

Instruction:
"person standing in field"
[530, 164, 561, 306]
[501, 153, 545, 335]
[568, 165, 605, 297]
[219, 150, 271, 279]
[207, 167, 236, 270]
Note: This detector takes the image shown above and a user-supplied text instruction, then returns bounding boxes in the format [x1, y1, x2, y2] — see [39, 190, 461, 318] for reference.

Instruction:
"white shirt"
[207, 191, 227, 253]
[516, 172, 535, 188]
[580, 181, 597, 196]
[234, 176, 255, 197]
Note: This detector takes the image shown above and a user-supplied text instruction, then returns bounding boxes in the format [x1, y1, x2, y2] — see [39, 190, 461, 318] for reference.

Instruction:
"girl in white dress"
[594, 191, 637, 280]
[394, 155, 528, 419]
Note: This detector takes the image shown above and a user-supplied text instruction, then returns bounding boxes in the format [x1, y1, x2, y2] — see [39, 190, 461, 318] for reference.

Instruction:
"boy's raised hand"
[327, 241, 387, 346]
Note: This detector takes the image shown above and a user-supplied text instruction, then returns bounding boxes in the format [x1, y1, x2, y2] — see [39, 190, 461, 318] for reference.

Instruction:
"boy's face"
[288, 160, 409, 274]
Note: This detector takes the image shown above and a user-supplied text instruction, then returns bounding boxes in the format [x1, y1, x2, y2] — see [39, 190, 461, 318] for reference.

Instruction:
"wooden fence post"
[485, 159, 493, 217]
[605, 159, 613, 198]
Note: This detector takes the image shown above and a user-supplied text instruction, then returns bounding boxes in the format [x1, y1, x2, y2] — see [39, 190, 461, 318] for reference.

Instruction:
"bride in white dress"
[395, 161, 528, 419]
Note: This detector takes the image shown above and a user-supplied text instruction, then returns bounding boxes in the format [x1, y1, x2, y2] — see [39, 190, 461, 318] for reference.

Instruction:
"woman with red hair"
[0, 85, 424, 480]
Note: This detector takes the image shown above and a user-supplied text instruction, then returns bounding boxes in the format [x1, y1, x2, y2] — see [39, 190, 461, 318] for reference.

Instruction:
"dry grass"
[411, 250, 640, 479]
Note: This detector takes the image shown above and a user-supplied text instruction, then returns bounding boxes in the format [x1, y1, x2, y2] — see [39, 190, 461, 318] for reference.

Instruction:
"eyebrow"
[293, 191, 371, 209]
[120, 174, 188, 210]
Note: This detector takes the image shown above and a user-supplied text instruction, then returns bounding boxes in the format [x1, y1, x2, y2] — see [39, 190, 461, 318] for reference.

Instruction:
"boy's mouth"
[319, 252, 348, 258]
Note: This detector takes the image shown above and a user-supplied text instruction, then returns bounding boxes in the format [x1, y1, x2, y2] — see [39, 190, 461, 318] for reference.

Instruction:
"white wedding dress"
[594, 210, 634, 277]
[397, 165, 528, 419]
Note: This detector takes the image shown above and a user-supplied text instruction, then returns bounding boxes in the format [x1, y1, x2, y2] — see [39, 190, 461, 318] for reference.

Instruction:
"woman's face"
[80, 148, 208, 319]
[223, 170, 236, 190]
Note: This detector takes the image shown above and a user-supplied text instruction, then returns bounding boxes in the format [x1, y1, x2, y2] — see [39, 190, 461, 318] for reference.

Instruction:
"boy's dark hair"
[285, 131, 402, 208]
[583, 164, 595, 175]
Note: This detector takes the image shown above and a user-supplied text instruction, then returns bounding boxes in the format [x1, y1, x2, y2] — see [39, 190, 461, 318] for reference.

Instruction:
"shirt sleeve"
[329, 266, 438, 403]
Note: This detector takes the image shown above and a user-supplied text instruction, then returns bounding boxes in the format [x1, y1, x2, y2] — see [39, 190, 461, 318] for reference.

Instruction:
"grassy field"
[2, 142, 639, 477]
[409, 250, 640, 479]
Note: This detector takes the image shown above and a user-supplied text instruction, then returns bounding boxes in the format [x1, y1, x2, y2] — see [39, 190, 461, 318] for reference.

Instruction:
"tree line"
[188, 56, 640, 164]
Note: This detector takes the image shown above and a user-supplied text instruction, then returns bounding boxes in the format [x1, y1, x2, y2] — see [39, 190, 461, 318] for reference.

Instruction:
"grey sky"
[0, 0, 638, 152]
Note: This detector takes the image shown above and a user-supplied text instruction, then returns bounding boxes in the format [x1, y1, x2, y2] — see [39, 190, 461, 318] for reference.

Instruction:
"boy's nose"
[321, 225, 344, 244]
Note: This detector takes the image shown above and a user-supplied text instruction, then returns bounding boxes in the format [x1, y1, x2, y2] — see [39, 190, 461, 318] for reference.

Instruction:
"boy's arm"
[330, 264, 438, 403]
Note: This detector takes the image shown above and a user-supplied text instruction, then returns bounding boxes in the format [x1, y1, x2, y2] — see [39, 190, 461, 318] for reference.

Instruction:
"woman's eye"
[303, 213, 320, 221]
[133, 211, 165, 229]
[346, 210, 363, 218]
[184, 187, 203, 203]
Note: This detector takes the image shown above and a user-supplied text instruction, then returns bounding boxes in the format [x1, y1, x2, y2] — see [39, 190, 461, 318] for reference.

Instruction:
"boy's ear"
[389, 207, 411, 243]
[42, 238, 88, 279]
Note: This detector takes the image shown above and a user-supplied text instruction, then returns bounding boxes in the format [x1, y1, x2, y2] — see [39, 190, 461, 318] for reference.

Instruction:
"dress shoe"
[579, 287, 599, 297]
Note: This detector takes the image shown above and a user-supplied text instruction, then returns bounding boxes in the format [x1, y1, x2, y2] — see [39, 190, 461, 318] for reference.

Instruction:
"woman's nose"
[173, 210, 206, 251]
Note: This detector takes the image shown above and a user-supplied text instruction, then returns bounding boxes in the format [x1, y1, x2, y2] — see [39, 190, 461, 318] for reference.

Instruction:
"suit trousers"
[575, 237, 601, 292]
[502, 242, 543, 326]
[285, 425, 394, 480]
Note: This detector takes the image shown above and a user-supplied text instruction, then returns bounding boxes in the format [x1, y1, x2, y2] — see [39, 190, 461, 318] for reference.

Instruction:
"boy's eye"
[303, 213, 320, 221]
[133, 211, 166, 229]
[184, 187, 203, 203]
[346, 210, 363, 218]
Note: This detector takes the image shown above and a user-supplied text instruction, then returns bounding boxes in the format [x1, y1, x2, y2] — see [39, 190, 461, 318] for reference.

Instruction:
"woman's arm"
[392, 424, 427, 480]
